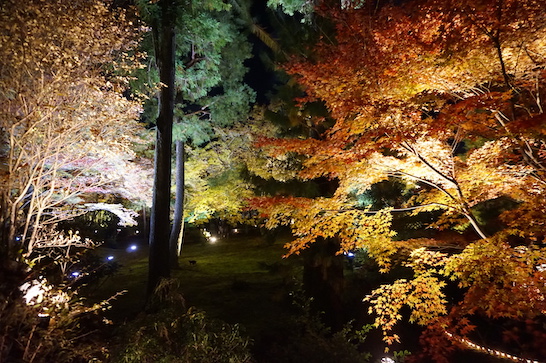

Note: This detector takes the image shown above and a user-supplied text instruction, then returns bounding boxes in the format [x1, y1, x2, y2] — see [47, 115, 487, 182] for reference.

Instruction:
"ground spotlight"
[71, 271, 80, 278]
[209, 236, 218, 243]
[107, 255, 114, 261]
[37, 313, 50, 328]
[129, 244, 137, 252]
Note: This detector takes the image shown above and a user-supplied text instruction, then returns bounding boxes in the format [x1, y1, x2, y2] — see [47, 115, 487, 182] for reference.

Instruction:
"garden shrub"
[0, 259, 115, 363]
[116, 278, 253, 363]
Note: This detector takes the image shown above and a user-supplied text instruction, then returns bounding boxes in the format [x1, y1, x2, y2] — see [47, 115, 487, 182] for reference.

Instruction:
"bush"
[115, 279, 253, 363]
[0, 259, 115, 363]
[255, 287, 372, 363]
[0, 227, 127, 362]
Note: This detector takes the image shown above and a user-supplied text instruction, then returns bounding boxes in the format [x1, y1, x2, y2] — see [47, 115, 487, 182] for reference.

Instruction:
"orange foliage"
[252, 0, 546, 360]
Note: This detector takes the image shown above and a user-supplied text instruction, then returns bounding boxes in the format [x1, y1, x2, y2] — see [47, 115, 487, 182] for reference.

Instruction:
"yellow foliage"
[259, 197, 398, 270]
[365, 275, 447, 345]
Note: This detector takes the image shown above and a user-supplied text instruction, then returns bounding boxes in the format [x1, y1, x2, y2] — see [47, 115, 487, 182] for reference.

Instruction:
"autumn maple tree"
[251, 0, 546, 361]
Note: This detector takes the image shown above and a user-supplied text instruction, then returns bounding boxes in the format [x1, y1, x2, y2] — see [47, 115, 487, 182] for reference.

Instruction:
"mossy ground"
[86, 230, 301, 338]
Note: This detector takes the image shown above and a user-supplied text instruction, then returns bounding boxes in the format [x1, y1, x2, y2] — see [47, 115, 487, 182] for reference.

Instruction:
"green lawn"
[88, 231, 301, 337]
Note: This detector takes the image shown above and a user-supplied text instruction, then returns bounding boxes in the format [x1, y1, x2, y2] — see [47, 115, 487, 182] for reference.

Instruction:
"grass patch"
[173, 234, 300, 336]
[86, 232, 301, 338]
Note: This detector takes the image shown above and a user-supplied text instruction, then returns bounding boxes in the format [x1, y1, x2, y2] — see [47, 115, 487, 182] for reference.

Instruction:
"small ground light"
[381, 358, 395, 363]
[347, 252, 355, 258]
[233, 228, 238, 233]
[107, 255, 114, 261]
[71, 271, 80, 277]
[37, 313, 50, 328]
[209, 236, 218, 243]
[129, 245, 137, 251]
[15, 235, 21, 242]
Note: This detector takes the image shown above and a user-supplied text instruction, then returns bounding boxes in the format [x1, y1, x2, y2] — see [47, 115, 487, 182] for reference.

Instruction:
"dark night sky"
[243, 1, 280, 105]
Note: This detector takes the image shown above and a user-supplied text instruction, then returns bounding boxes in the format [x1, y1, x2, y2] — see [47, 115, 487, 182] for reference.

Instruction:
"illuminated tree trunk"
[141, 203, 148, 237]
[169, 139, 185, 268]
[147, 0, 175, 297]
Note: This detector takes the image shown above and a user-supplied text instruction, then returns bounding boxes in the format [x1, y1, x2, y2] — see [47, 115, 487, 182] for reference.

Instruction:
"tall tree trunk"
[147, 0, 176, 298]
[169, 139, 185, 268]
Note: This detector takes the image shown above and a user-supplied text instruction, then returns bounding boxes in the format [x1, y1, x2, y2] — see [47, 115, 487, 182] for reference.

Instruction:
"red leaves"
[247, 195, 313, 217]
[436, 92, 512, 138]
[256, 0, 546, 359]
[254, 136, 321, 156]
[507, 113, 546, 135]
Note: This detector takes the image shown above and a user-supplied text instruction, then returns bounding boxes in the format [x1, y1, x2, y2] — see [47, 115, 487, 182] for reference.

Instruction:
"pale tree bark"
[169, 139, 185, 268]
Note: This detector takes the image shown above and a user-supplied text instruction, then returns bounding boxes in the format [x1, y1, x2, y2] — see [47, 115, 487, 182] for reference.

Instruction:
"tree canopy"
[251, 0, 546, 360]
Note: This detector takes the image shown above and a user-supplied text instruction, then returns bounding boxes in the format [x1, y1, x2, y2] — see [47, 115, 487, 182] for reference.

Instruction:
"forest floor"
[84, 229, 505, 363]
[86, 230, 299, 334]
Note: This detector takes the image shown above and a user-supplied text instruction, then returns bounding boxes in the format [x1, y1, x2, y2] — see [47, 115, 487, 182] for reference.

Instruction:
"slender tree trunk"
[7, 208, 17, 258]
[169, 139, 185, 268]
[177, 218, 185, 255]
[147, 0, 176, 298]
[141, 203, 147, 237]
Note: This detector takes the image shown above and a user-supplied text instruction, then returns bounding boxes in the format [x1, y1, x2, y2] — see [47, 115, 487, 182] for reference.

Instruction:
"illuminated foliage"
[253, 0, 546, 359]
[0, 0, 146, 258]
[184, 130, 255, 225]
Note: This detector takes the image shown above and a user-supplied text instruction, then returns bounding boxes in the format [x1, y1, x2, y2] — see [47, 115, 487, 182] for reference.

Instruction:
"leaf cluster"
[252, 0, 546, 359]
